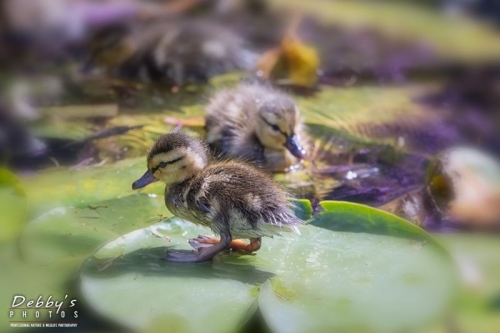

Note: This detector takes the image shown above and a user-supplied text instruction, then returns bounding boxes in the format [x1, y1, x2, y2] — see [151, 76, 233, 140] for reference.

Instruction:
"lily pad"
[22, 157, 164, 216]
[297, 84, 439, 142]
[80, 218, 264, 333]
[30, 121, 94, 141]
[291, 199, 313, 221]
[0, 244, 72, 332]
[435, 234, 500, 333]
[79, 201, 456, 333]
[0, 169, 27, 242]
[39, 104, 118, 120]
[259, 202, 455, 333]
[20, 193, 168, 282]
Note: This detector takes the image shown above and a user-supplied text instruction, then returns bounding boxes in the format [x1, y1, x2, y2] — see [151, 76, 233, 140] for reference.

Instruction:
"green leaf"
[22, 157, 164, 216]
[315, 201, 444, 250]
[20, 193, 169, 282]
[80, 218, 264, 333]
[78, 201, 456, 333]
[291, 199, 313, 221]
[258, 202, 456, 333]
[0, 244, 71, 332]
[435, 234, 500, 333]
[0, 169, 27, 242]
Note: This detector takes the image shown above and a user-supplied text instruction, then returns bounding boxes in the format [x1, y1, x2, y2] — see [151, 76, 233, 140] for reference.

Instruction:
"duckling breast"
[165, 183, 212, 228]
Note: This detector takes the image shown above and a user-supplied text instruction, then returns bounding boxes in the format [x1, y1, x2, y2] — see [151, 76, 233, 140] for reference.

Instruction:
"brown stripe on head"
[149, 132, 207, 160]
[146, 133, 209, 185]
[259, 95, 297, 131]
[256, 94, 302, 151]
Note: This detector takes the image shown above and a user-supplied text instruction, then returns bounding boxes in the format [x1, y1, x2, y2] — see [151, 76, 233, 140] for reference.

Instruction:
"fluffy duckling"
[150, 20, 256, 85]
[88, 23, 138, 69]
[132, 132, 303, 263]
[87, 21, 161, 80]
[205, 83, 308, 172]
[87, 20, 256, 84]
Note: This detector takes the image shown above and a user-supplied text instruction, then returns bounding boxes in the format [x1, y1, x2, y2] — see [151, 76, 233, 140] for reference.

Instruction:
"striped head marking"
[256, 97, 306, 159]
[132, 133, 208, 189]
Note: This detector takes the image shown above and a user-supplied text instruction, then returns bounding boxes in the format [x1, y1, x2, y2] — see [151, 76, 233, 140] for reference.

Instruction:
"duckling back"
[205, 84, 266, 164]
[88, 19, 256, 84]
[152, 20, 257, 85]
[87, 20, 166, 80]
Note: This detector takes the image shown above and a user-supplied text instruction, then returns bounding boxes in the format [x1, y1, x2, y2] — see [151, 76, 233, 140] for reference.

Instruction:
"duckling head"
[132, 133, 208, 189]
[255, 97, 307, 159]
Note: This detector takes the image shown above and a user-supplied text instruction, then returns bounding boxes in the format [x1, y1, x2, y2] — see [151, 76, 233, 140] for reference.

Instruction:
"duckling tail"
[289, 224, 302, 235]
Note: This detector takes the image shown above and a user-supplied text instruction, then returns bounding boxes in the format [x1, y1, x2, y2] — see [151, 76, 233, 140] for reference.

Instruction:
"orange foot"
[189, 235, 261, 253]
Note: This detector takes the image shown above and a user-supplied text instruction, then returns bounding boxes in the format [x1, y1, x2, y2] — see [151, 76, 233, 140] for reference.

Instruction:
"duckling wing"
[205, 88, 259, 142]
[206, 106, 265, 165]
[188, 163, 303, 239]
[185, 193, 211, 216]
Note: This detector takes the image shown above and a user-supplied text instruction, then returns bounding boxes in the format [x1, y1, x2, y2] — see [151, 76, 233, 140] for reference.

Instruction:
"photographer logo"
[8, 295, 78, 328]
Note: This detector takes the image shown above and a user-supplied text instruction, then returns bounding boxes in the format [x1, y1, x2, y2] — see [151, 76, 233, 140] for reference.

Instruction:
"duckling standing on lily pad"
[132, 133, 303, 263]
[205, 83, 308, 172]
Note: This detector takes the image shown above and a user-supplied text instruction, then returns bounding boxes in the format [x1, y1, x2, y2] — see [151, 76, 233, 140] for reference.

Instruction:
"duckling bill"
[132, 133, 303, 263]
[205, 83, 308, 172]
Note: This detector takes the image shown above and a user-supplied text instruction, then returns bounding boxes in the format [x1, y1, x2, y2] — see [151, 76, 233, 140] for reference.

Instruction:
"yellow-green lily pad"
[0, 169, 27, 242]
[22, 157, 163, 216]
[259, 202, 455, 333]
[78, 201, 456, 333]
[20, 193, 169, 281]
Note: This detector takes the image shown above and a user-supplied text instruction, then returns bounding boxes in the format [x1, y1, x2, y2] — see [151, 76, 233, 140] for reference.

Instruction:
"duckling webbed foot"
[165, 234, 231, 263]
[189, 235, 261, 253]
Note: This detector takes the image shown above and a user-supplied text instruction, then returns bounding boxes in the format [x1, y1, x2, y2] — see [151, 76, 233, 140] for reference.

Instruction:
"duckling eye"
[271, 124, 280, 132]
[158, 162, 168, 168]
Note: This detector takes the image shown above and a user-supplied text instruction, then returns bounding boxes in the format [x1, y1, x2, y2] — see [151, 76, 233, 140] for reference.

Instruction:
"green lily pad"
[258, 202, 455, 333]
[40, 104, 119, 119]
[0, 243, 72, 332]
[315, 201, 442, 247]
[22, 157, 164, 216]
[78, 201, 456, 333]
[435, 234, 500, 333]
[0, 169, 27, 242]
[20, 193, 169, 282]
[80, 218, 264, 333]
[30, 121, 94, 141]
[291, 199, 313, 221]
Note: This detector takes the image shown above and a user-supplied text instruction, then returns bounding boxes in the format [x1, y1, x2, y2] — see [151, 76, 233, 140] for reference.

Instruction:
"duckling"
[87, 19, 256, 84]
[150, 20, 256, 85]
[86, 21, 160, 80]
[205, 83, 308, 172]
[132, 132, 303, 263]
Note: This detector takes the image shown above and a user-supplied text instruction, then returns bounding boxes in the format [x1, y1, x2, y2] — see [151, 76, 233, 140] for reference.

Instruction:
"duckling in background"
[205, 83, 308, 172]
[87, 21, 161, 81]
[87, 19, 256, 85]
[151, 20, 257, 85]
[132, 132, 303, 263]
